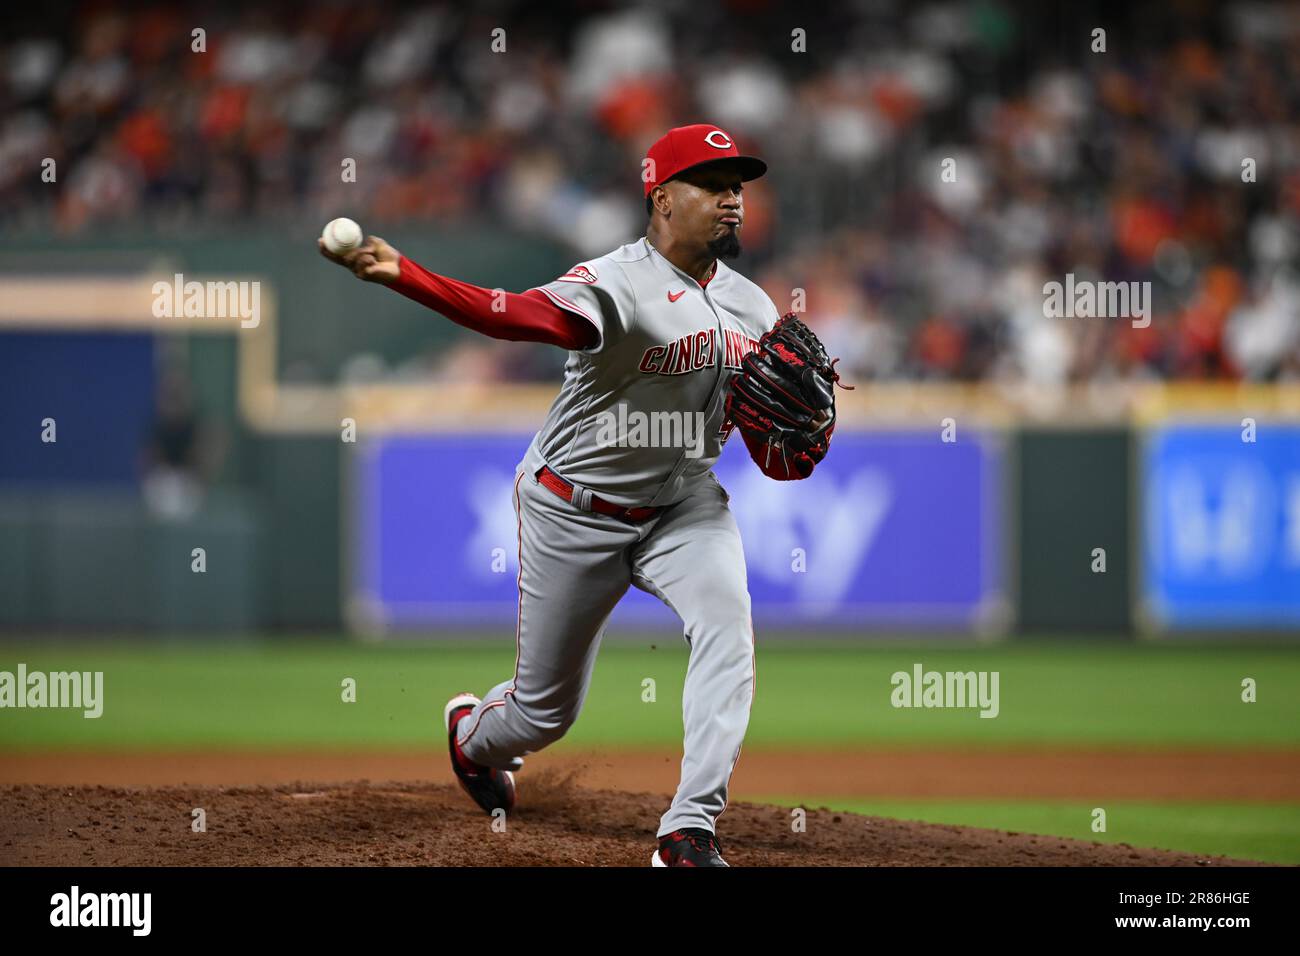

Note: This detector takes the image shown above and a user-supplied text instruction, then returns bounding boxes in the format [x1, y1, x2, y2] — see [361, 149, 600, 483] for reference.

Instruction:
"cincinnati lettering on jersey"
[638, 327, 760, 376]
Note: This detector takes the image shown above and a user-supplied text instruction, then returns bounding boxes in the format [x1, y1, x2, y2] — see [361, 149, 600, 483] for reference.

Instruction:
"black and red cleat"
[443, 693, 516, 816]
[652, 828, 729, 867]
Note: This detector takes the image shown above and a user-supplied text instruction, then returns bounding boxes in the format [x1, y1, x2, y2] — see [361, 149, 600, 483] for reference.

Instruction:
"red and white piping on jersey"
[532, 286, 603, 347]
[714, 617, 756, 827]
[456, 472, 525, 749]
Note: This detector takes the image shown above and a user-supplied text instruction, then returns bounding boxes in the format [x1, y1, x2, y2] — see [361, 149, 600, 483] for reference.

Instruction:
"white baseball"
[321, 217, 363, 255]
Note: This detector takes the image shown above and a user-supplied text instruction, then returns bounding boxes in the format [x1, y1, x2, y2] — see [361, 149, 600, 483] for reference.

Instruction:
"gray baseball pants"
[454, 464, 755, 836]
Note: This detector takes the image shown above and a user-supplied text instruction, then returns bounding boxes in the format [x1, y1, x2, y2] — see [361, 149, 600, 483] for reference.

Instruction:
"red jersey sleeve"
[389, 255, 599, 350]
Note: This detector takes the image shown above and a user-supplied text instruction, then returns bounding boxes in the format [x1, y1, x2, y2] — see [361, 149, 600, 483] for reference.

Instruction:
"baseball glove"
[724, 313, 849, 475]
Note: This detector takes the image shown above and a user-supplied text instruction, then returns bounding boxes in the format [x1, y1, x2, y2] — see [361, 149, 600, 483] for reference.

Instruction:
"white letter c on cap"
[705, 130, 733, 149]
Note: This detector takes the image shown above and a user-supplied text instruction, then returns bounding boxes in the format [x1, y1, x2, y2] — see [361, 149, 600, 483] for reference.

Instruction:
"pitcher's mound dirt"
[0, 775, 1262, 867]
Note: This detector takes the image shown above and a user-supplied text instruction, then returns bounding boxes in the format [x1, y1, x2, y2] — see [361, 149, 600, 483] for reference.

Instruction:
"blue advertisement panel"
[351, 431, 1003, 633]
[1143, 424, 1300, 630]
[0, 332, 156, 486]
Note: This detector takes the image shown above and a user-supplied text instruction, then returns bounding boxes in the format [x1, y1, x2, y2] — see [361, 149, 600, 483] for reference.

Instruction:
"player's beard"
[707, 230, 742, 260]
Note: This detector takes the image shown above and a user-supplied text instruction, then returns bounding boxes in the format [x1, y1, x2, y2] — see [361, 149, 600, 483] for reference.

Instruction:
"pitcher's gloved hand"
[725, 313, 849, 476]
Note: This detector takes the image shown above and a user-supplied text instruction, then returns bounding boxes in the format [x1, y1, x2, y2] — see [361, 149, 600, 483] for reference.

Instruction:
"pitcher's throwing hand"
[318, 231, 400, 285]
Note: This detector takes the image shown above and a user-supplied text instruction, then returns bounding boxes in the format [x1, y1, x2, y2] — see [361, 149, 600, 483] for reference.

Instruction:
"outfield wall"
[4, 410, 1297, 638]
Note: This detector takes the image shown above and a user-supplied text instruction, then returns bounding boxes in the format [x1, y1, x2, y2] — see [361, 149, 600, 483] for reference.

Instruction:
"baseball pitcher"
[320, 124, 842, 866]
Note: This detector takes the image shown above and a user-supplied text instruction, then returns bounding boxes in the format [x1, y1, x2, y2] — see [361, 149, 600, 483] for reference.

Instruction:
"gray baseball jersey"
[454, 235, 778, 843]
[522, 236, 780, 507]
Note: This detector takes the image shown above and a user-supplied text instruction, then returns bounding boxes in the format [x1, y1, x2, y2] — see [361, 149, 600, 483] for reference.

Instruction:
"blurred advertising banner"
[348, 431, 1004, 635]
[1143, 424, 1300, 631]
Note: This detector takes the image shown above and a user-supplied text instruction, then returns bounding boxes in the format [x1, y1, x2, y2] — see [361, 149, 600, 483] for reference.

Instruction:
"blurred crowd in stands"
[3, 1, 1299, 383]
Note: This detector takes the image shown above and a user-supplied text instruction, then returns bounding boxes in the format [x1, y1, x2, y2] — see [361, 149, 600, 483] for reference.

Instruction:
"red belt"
[537, 466, 661, 524]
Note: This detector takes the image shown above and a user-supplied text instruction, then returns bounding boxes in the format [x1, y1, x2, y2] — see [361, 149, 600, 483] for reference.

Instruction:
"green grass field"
[2, 640, 1298, 749]
[2, 639, 1298, 862]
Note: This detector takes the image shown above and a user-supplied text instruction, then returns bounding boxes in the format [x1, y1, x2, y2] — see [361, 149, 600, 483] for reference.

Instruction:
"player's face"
[666, 165, 745, 258]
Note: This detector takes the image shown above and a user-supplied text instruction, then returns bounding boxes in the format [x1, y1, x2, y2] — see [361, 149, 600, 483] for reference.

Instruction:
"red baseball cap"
[643, 124, 767, 198]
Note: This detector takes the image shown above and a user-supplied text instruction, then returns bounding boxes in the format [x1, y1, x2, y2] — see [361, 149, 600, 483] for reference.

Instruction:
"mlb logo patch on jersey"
[557, 264, 598, 284]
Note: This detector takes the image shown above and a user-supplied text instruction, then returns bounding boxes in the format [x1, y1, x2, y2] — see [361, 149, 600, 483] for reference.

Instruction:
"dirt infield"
[1, 747, 1290, 866]
[3, 747, 1299, 800]
[0, 777, 1265, 867]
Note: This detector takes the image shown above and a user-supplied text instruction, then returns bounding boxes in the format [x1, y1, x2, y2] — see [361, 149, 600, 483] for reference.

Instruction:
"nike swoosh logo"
[667, 290, 685, 302]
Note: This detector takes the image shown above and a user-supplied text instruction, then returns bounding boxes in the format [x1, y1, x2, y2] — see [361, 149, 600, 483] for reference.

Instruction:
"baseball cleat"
[444, 693, 517, 816]
[651, 828, 729, 867]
